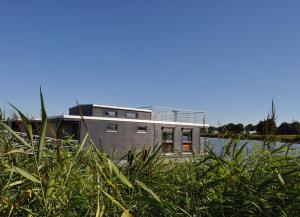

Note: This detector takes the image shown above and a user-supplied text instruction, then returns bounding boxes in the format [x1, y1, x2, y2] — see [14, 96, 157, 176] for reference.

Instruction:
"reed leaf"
[1, 148, 24, 156]
[37, 88, 47, 164]
[99, 188, 132, 216]
[135, 180, 162, 204]
[75, 133, 89, 159]
[0, 120, 32, 149]
[108, 158, 133, 188]
[9, 103, 34, 144]
[8, 166, 41, 184]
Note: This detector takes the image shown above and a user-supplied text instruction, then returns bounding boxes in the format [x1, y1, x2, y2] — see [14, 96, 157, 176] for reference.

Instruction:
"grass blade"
[37, 88, 47, 164]
[9, 166, 41, 184]
[99, 188, 132, 216]
[9, 103, 34, 144]
[2, 148, 24, 156]
[135, 180, 162, 204]
[108, 158, 133, 188]
[0, 121, 32, 149]
[75, 133, 89, 159]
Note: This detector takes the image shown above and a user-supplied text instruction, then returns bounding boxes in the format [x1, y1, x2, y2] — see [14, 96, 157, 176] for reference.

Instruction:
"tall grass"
[1, 93, 300, 216]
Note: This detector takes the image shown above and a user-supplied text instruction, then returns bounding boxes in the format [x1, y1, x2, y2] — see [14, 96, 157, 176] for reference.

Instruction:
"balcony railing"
[140, 106, 205, 124]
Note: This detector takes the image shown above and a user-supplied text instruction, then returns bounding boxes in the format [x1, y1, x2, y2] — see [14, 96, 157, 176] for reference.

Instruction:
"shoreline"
[202, 133, 300, 143]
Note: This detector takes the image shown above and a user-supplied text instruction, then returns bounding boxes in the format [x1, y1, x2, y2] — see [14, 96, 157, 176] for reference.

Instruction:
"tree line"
[208, 101, 300, 135]
[208, 120, 300, 135]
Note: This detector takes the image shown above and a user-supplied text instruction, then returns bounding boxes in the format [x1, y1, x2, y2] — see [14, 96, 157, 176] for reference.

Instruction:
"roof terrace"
[141, 106, 206, 125]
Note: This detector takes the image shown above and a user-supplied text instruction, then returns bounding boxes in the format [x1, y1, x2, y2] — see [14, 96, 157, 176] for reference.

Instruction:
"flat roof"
[69, 104, 152, 113]
[48, 115, 209, 127]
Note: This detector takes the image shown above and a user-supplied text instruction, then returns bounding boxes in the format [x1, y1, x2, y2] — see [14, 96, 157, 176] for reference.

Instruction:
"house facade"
[10, 104, 208, 158]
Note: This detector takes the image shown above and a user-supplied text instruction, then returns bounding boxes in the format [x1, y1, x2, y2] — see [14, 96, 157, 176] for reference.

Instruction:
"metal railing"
[140, 106, 205, 124]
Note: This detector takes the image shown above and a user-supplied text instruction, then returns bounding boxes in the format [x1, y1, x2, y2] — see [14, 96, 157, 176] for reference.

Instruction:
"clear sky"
[1, 1, 300, 126]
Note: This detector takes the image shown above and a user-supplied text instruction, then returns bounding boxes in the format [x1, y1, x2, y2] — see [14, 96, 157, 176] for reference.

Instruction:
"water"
[204, 137, 300, 155]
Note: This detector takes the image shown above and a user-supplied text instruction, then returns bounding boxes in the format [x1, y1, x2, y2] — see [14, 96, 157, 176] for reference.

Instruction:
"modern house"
[9, 104, 208, 158]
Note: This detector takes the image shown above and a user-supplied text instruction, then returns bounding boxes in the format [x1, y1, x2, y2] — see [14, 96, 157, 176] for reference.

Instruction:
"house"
[9, 104, 209, 158]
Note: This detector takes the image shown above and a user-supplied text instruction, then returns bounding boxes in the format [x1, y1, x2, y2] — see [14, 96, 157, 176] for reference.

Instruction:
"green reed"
[1, 92, 300, 216]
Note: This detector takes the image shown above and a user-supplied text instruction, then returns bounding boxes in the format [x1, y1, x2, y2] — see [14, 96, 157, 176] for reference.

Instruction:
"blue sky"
[1, 0, 300, 126]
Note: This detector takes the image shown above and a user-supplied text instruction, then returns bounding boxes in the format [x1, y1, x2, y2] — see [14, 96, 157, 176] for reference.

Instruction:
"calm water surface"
[204, 137, 300, 155]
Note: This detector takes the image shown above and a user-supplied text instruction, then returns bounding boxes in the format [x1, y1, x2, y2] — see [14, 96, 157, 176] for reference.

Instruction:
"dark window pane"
[182, 129, 192, 152]
[162, 128, 174, 142]
[137, 126, 147, 132]
[162, 128, 174, 153]
[162, 143, 174, 153]
[182, 129, 192, 141]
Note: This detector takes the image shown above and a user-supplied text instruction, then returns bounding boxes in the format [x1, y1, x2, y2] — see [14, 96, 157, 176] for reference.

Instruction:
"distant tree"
[245, 124, 256, 132]
[256, 119, 277, 135]
[232, 123, 244, 134]
[256, 121, 264, 134]
[224, 123, 235, 132]
[277, 122, 291, 135]
[290, 121, 300, 134]
[208, 126, 218, 134]
[277, 121, 300, 135]
[223, 123, 244, 134]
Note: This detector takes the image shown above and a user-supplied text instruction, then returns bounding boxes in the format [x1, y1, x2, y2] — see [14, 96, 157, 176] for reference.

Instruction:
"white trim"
[163, 152, 176, 156]
[9, 117, 42, 121]
[93, 104, 152, 112]
[48, 115, 209, 127]
[182, 152, 193, 155]
[106, 130, 118, 133]
[69, 104, 152, 113]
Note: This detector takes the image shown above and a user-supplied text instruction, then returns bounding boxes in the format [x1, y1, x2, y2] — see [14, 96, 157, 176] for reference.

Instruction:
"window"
[126, 111, 137, 119]
[182, 129, 192, 152]
[104, 110, 117, 117]
[162, 128, 174, 153]
[182, 129, 192, 142]
[162, 128, 174, 142]
[106, 124, 118, 132]
[137, 126, 147, 133]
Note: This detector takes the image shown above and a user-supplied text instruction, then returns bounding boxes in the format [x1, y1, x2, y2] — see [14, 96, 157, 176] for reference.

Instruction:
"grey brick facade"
[10, 104, 207, 158]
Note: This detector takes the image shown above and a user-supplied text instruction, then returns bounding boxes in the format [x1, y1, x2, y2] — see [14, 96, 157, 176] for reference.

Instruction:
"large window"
[162, 128, 174, 153]
[126, 112, 137, 119]
[106, 124, 118, 132]
[182, 129, 192, 152]
[104, 110, 117, 117]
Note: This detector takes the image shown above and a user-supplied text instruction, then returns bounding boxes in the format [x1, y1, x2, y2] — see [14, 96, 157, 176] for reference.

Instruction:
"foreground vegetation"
[1, 94, 300, 216]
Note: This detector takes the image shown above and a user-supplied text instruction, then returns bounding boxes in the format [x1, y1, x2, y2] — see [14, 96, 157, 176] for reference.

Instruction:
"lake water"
[203, 137, 300, 155]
